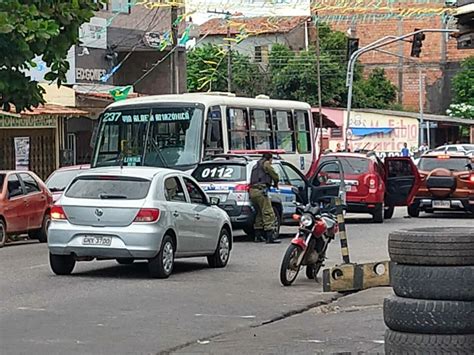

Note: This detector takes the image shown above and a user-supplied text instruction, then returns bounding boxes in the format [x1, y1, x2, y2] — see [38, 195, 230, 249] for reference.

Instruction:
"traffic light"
[410, 29, 426, 57]
[347, 38, 359, 60]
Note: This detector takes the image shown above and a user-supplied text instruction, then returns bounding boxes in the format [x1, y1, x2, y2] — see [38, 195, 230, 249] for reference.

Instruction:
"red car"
[45, 164, 90, 203]
[316, 152, 420, 222]
[0, 171, 53, 247]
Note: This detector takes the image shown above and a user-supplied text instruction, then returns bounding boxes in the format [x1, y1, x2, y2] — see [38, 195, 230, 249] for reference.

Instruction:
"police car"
[191, 153, 312, 237]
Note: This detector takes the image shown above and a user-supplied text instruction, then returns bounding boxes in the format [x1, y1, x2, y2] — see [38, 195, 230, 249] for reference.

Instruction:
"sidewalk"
[174, 287, 391, 354]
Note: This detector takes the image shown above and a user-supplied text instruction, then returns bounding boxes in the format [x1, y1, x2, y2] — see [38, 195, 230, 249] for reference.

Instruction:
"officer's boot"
[265, 230, 281, 244]
[254, 229, 265, 243]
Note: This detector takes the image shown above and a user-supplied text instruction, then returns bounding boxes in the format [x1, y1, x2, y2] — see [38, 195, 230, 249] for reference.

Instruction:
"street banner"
[186, 0, 311, 24]
[14, 137, 30, 171]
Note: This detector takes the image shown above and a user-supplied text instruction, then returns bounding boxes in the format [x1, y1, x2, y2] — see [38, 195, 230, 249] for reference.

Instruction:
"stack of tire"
[384, 227, 474, 354]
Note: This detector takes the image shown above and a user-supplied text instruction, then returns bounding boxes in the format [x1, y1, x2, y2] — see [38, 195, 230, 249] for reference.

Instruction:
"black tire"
[208, 228, 231, 268]
[372, 204, 383, 223]
[384, 295, 474, 334]
[148, 235, 175, 279]
[407, 204, 420, 217]
[388, 227, 474, 266]
[30, 214, 51, 243]
[384, 330, 474, 355]
[49, 253, 76, 275]
[391, 263, 474, 301]
[243, 226, 254, 237]
[305, 265, 315, 279]
[0, 219, 6, 248]
[384, 205, 395, 219]
[116, 258, 134, 265]
[272, 205, 281, 239]
[280, 244, 302, 286]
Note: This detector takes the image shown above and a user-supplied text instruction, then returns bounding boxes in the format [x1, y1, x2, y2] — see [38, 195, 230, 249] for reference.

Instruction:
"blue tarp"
[350, 127, 393, 136]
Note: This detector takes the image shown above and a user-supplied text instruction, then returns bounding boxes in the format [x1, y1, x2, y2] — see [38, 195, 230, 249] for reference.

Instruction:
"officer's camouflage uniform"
[249, 159, 279, 242]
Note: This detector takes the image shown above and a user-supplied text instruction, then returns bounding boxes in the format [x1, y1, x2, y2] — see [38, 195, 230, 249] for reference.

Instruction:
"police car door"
[269, 163, 295, 223]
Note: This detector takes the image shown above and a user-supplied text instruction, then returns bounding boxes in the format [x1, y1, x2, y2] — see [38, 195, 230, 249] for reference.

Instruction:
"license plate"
[432, 200, 450, 209]
[82, 236, 112, 246]
[345, 185, 356, 192]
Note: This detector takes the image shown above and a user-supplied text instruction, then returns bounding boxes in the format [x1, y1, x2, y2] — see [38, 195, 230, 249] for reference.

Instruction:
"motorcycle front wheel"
[280, 244, 303, 286]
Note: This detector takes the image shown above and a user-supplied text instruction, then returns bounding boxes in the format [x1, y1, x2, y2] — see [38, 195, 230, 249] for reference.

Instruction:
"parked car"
[192, 154, 315, 237]
[46, 165, 90, 203]
[316, 152, 420, 222]
[0, 171, 53, 247]
[433, 144, 474, 154]
[48, 167, 233, 278]
[407, 152, 474, 216]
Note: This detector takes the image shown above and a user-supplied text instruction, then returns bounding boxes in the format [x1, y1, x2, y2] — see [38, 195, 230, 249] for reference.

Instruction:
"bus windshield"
[92, 104, 204, 169]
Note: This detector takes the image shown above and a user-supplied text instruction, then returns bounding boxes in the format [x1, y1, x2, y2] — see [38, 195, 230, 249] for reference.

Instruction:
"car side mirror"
[466, 163, 473, 171]
[209, 196, 220, 206]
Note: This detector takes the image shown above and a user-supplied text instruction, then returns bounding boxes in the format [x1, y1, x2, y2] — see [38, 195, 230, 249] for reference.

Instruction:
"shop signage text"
[0, 115, 57, 129]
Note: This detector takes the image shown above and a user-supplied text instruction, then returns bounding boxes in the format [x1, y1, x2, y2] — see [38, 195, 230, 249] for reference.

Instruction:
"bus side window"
[274, 111, 295, 152]
[227, 107, 250, 150]
[249, 109, 273, 150]
[295, 110, 312, 154]
[205, 106, 224, 155]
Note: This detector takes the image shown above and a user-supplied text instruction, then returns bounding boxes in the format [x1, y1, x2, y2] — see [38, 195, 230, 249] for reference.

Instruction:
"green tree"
[452, 56, 474, 106]
[267, 24, 397, 109]
[353, 68, 397, 109]
[187, 43, 262, 97]
[0, 0, 102, 112]
[446, 56, 474, 119]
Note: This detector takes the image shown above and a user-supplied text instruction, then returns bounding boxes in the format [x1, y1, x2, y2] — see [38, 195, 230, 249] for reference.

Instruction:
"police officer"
[249, 153, 281, 244]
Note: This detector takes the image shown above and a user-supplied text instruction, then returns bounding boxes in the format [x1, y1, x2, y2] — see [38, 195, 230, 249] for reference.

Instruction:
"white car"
[48, 167, 232, 278]
[433, 144, 474, 154]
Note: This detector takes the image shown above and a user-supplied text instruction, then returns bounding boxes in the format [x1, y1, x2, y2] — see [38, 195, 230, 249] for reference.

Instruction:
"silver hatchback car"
[48, 167, 232, 278]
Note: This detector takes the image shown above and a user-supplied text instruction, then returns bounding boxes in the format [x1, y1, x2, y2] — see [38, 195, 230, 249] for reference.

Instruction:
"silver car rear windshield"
[65, 176, 151, 200]
[192, 164, 246, 182]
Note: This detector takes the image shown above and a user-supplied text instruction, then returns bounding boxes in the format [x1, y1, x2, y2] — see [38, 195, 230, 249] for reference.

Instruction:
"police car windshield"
[193, 163, 246, 182]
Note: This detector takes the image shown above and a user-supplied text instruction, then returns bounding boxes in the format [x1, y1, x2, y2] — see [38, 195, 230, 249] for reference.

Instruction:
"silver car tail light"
[134, 208, 160, 223]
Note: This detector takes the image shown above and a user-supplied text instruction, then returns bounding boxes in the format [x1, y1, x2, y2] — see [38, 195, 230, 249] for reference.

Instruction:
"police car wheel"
[272, 206, 281, 239]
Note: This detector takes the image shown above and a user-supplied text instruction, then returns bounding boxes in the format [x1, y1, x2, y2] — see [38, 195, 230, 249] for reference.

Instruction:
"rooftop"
[199, 16, 308, 36]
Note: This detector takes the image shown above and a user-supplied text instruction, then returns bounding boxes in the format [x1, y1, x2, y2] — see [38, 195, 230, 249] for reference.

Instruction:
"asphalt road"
[1, 209, 472, 355]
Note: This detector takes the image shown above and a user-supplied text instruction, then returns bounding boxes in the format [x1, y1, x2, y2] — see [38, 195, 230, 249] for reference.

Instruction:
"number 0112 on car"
[82, 236, 112, 246]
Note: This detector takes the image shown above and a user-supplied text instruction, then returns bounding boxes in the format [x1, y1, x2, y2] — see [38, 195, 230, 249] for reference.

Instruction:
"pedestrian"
[336, 143, 343, 152]
[418, 142, 429, 154]
[401, 142, 410, 157]
[249, 153, 281, 244]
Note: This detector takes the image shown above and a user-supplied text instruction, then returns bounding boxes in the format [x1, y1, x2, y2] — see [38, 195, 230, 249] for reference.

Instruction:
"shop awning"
[350, 127, 393, 136]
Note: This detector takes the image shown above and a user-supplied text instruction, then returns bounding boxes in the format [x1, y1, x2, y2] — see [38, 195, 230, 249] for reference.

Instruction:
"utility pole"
[208, 10, 233, 92]
[418, 66, 425, 146]
[226, 17, 232, 93]
[314, 15, 324, 154]
[171, 4, 179, 94]
[343, 29, 458, 150]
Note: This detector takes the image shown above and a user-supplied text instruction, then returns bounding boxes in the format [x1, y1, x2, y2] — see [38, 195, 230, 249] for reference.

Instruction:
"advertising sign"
[14, 137, 30, 171]
[186, 0, 311, 24]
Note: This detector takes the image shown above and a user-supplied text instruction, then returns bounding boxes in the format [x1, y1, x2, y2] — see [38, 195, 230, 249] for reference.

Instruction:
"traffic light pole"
[344, 29, 458, 151]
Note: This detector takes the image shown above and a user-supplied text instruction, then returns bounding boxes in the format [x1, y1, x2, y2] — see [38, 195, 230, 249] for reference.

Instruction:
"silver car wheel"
[219, 233, 230, 263]
[162, 241, 174, 274]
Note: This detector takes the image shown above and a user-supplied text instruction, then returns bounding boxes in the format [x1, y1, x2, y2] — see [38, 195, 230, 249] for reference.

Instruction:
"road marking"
[195, 313, 256, 319]
[297, 340, 325, 343]
[20, 263, 48, 270]
[372, 340, 385, 344]
[197, 340, 210, 345]
[17, 306, 46, 312]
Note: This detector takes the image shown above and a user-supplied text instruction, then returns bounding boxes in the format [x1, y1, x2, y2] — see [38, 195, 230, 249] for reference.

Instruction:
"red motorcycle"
[280, 203, 339, 286]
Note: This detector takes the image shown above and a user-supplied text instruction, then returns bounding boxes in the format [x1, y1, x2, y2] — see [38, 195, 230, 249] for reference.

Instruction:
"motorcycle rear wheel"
[280, 244, 303, 286]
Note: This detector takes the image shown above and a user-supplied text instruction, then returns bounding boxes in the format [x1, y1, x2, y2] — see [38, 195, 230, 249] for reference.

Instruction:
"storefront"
[0, 105, 88, 180]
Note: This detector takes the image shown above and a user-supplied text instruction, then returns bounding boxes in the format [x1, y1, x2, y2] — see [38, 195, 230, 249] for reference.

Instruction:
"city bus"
[90, 93, 318, 174]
